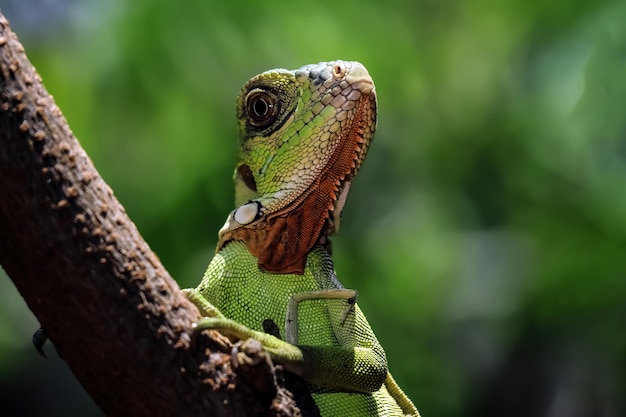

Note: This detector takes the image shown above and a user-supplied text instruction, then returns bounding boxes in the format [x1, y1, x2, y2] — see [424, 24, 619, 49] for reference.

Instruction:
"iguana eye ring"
[246, 89, 279, 128]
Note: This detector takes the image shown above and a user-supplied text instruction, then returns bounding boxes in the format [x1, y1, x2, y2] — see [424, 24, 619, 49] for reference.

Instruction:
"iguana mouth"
[268, 74, 376, 236]
[325, 88, 377, 237]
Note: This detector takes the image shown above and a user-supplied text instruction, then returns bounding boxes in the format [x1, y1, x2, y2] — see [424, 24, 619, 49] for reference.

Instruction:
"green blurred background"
[1, 0, 625, 415]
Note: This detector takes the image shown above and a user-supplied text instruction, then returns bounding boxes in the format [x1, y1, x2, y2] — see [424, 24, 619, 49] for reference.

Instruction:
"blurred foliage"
[1, 0, 626, 416]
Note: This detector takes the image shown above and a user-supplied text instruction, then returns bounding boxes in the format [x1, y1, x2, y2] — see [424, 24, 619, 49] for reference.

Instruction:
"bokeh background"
[1, 0, 625, 416]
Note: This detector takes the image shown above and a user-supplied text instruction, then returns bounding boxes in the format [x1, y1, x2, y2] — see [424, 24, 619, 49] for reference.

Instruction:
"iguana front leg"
[184, 286, 387, 394]
[182, 288, 225, 318]
[285, 289, 357, 345]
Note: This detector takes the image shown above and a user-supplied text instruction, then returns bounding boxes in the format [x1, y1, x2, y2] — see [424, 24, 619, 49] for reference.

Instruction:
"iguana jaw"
[219, 61, 377, 273]
[324, 77, 376, 236]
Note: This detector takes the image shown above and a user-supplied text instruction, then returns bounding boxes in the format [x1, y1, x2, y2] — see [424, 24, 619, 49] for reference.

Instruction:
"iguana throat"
[218, 61, 377, 274]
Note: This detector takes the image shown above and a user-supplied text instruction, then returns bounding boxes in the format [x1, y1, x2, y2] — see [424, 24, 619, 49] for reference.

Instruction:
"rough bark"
[0, 12, 317, 417]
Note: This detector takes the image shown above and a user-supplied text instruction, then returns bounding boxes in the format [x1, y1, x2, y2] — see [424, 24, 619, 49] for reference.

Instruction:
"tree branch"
[0, 12, 317, 417]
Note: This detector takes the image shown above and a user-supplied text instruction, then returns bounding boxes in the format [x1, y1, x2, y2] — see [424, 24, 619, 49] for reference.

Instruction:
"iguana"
[184, 61, 419, 416]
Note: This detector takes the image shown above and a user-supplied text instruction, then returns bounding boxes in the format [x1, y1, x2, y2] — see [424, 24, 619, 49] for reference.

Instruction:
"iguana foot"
[286, 289, 357, 344]
[194, 317, 304, 364]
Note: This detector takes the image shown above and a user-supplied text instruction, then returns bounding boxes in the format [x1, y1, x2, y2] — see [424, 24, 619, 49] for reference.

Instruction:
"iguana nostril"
[332, 63, 346, 78]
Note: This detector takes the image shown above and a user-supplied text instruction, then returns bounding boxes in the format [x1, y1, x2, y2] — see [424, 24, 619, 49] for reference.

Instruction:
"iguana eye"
[246, 89, 279, 128]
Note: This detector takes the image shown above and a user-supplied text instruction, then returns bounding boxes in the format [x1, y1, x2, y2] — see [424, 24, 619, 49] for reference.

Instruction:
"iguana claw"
[32, 326, 48, 358]
[194, 317, 304, 365]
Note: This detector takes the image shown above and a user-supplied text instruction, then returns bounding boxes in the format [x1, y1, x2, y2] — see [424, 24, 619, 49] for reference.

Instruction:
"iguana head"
[218, 61, 377, 274]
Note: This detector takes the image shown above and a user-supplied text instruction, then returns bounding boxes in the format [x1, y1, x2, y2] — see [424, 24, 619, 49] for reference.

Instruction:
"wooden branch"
[0, 12, 317, 417]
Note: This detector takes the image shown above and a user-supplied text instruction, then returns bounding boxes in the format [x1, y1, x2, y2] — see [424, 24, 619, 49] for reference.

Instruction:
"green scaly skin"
[184, 61, 419, 416]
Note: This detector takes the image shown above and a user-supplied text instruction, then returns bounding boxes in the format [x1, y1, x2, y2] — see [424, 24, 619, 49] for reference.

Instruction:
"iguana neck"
[218, 61, 377, 274]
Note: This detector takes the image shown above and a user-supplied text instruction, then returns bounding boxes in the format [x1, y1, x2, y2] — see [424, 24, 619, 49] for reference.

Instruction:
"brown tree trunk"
[0, 12, 316, 417]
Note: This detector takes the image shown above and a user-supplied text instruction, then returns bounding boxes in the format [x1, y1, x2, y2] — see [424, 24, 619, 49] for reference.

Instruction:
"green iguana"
[184, 61, 419, 416]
